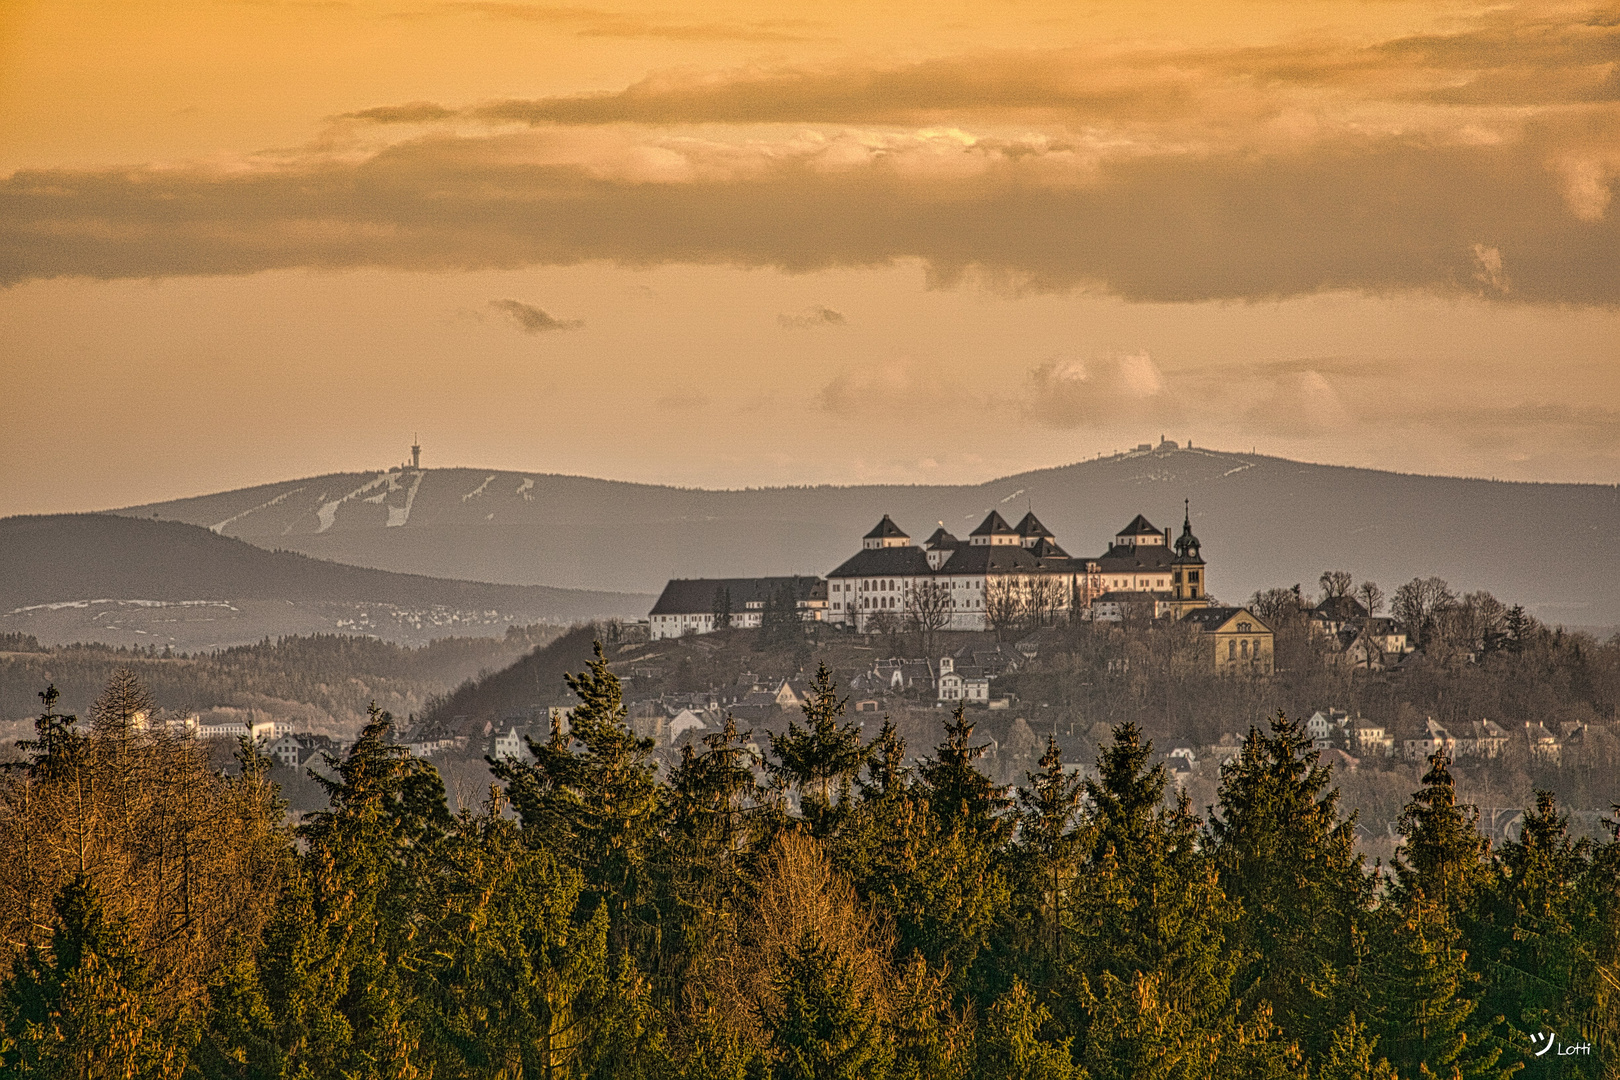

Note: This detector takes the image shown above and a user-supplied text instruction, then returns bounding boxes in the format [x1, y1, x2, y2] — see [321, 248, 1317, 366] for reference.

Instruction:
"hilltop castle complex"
[651, 505, 1217, 638]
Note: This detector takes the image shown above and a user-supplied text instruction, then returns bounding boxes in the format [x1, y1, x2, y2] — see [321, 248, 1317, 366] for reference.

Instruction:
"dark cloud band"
[1, 126, 1614, 304]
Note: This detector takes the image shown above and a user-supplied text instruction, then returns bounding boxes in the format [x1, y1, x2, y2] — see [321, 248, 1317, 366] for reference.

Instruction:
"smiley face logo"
[1529, 1031, 1557, 1057]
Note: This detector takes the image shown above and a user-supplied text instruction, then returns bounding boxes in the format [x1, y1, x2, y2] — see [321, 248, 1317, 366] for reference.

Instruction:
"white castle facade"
[649, 507, 1211, 638]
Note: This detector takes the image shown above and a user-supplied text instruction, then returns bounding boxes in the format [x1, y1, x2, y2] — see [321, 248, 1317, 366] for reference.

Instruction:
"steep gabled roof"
[1117, 514, 1161, 536]
[864, 514, 909, 540]
[649, 576, 822, 615]
[827, 547, 934, 577]
[938, 545, 1071, 575]
[1315, 595, 1369, 622]
[923, 526, 961, 550]
[969, 510, 1017, 536]
[1014, 511, 1054, 539]
[1179, 606, 1272, 633]
[1094, 544, 1175, 572]
[1028, 537, 1070, 559]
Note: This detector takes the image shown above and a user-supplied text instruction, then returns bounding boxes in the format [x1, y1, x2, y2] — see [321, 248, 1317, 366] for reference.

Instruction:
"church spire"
[1174, 500, 1202, 561]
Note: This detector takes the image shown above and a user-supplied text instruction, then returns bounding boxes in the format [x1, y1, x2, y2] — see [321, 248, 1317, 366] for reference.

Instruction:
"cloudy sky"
[2, 0, 1617, 514]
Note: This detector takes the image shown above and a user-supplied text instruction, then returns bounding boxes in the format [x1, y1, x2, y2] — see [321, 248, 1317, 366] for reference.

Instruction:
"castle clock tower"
[1169, 500, 1208, 617]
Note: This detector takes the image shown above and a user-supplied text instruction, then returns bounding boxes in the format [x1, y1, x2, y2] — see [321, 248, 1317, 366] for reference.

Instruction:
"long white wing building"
[823, 508, 1211, 632]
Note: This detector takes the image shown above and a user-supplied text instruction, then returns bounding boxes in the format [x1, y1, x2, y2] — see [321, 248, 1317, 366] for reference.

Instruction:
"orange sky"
[2, 0, 1617, 514]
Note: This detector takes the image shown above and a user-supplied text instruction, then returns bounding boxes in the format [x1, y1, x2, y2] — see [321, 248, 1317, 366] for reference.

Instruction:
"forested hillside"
[118, 444, 1620, 626]
[0, 626, 560, 737]
[0, 659, 1612, 1078]
[0, 513, 652, 647]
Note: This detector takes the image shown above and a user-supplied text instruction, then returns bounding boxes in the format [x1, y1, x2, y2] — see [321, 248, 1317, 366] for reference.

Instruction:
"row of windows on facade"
[830, 579, 984, 592]
[1228, 639, 1265, 659]
[857, 593, 983, 611]
[1108, 570, 1200, 590]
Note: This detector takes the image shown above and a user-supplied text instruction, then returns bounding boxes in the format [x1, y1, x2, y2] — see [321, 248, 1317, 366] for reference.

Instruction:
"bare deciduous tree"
[868, 610, 903, 655]
[1023, 576, 1069, 631]
[1356, 580, 1385, 616]
[701, 831, 898, 1054]
[903, 580, 953, 658]
[1318, 570, 1353, 601]
[1392, 576, 1458, 648]
[1250, 586, 1306, 626]
[985, 578, 1026, 639]
[0, 671, 287, 1028]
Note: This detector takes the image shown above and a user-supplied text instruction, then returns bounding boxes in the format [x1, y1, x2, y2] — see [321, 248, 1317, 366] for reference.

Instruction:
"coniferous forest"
[1, 649, 1615, 1080]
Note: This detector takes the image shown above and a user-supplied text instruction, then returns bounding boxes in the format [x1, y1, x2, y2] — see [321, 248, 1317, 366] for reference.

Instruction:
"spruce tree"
[1478, 790, 1595, 1077]
[1208, 713, 1371, 1061]
[1369, 896, 1507, 1080]
[0, 875, 186, 1079]
[659, 718, 764, 993]
[412, 795, 650, 1080]
[495, 642, 663, 963]
[1066, 724, 1236, 1028]
[1077, 969, 1298, 1080]
[760, 929, 894, 1080]
[1012, 737, 1085, 977]
[1317, 1013, 1397, 1080]
[975, 978, 1082, 1080]
[767, 663, 868, 827]
[219, 704, 431, 1080]
[1395, 750, 1492, 916]
[838, 706, 1011, 994]
[916, 706, 1012, 841]
[888, 953, 972, 1080]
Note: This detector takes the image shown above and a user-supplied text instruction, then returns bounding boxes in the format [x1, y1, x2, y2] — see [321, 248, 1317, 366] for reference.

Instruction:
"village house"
[1303, 710, 1397, 756]
[1305, 709, 1351, 750]
[489, 724, 530, 761]
[1349, 716, 1395, 758]
[1178, 606, 1275, 674]
[1308, 596, 1413, 669]
[1454, 719, 1510, 758]
[1403, 718, 1455, 762]
[1524, 721, 1563, 764]
[936, 656, 992, 703]
[1400, 717, 1510, 762]
[267, 731, 344, 768]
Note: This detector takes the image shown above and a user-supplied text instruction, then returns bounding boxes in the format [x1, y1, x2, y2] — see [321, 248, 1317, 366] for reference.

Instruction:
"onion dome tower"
[1170, 499, 1207, 611]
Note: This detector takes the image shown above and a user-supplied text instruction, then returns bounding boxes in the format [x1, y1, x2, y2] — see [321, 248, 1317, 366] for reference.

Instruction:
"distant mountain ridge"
[114, 446, 1620, 626]
[0, 515, 652, 648]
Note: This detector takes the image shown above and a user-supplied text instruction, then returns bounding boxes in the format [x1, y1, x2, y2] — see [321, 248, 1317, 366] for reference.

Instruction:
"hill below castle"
[115, 446, 1620, 627]
[0, 515, 652, 649]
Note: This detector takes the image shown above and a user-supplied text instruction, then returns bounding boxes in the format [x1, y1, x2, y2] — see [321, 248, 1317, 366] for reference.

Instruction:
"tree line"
[1, 652, 1616, 1078]
[0, 628, 560, 737]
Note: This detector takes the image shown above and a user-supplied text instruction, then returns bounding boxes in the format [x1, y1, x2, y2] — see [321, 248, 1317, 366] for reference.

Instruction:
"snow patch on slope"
[517, 478, 534, 501]
[210, 487, 305, 533]
[9, 599, 240, 614]
[316, 473, 391, 533]
[388, 470, 425, 528]
[462, 474, 497, 502]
